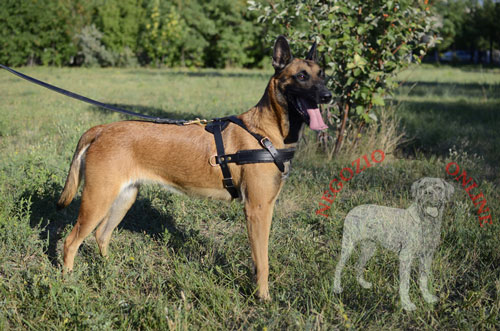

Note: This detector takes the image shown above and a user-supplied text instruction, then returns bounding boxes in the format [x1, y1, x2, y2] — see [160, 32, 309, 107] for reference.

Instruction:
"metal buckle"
[260, 137, 271, 147]
[209, 155, 218, 167]
[223, 178, 235, 188]
[185, 118, 209, 126]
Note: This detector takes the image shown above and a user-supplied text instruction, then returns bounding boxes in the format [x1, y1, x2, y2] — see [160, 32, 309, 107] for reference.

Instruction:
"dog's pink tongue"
[307, 108, 328, 131]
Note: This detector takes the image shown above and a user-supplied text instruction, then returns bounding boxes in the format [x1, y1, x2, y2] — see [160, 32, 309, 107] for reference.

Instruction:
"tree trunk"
[489, 38, 493, 65]
[333, 103, 349, 155]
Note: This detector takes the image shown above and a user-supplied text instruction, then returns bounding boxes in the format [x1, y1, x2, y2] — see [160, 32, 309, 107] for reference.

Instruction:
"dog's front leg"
[418, 252, 438, 304]
[244, 191, 278, 301]
[399, 248, 416, 311]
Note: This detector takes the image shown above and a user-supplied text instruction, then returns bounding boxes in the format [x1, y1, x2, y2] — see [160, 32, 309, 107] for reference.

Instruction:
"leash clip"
[185, 118, 209, 126]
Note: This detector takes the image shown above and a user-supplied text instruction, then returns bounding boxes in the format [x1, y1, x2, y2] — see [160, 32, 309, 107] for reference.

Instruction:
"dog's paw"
[258, 293, 272, 302]
[357, 277, 372, 289]
[423, 293, 438, 304]
[257, 289, 271, 302]
[333, 283, 343, 294]
[402, 301, 417, 311]
[61, 266, 73, 276]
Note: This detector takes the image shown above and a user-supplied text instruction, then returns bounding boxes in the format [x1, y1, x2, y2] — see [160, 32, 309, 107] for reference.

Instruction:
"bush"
[75, 25, 115, 67]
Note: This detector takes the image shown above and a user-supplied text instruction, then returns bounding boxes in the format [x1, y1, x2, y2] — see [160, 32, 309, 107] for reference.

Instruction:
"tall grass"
[0, 65, 498, 329]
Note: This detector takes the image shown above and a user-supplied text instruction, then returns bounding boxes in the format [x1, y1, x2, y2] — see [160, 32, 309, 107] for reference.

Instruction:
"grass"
[0, 65, 499, 329]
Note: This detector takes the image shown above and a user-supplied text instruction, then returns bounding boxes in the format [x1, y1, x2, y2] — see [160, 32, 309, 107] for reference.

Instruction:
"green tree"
[174, 0, 264, 68]
[200, 0, 261, 68]
[93, 0, 143, 53]
[0, 0, 79, 66]
[435, 0, 468, 51]
[475, 0, 500, 64]
[90, 0, 143, 66]
[140, 0, 185, 66]
[250, 0, 438, 154]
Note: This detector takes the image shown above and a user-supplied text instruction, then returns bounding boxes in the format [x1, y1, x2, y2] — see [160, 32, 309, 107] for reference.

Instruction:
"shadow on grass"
[23, 183, 248, 294]
[23, 184, 178, 266]
[398, 98, 500, 169]
[399, 81, 500, 100]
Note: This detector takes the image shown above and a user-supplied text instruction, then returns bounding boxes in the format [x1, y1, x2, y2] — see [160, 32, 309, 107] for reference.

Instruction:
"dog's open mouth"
[425, 206, 439, 218]
[424, 201, 442, 218]
[295, 96, 328, 131]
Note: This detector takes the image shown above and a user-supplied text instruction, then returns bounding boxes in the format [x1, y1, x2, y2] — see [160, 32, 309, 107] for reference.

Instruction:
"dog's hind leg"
[95, 184, 139, 257]
[333, 234, 356, 294]
[356, 240, 376, 289]
[63, 182, 120, 272]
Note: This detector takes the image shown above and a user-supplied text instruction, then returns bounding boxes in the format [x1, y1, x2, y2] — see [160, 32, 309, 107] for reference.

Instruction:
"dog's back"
[343, 204, 419, 251]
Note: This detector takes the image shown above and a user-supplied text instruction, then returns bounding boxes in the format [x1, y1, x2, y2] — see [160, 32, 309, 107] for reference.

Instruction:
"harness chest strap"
[205, 116, 295, 199]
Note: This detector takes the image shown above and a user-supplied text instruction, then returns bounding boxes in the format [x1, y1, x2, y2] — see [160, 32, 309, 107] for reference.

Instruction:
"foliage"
[0, 0, 77, 66]
[0, 0, 498, 69]
[473, 0, 500, 61]
[75, 25, 116, 67]
[434, 0, 468, 51]
[175, 0, 265, 68]
[434, 0, 500, 63]
[0, 0, 268, 68]
[141, 0, 185, 66]
[250, 0, 439, 154]
[92, 0, 144, 54]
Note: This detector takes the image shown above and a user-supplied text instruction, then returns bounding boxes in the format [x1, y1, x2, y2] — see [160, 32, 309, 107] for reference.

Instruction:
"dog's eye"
[296, 72, 308, 81]
[319, 69, 324, 78]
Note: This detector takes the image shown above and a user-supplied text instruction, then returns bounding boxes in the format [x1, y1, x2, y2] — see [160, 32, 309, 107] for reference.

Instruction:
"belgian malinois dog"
[57, 36, 332, 300]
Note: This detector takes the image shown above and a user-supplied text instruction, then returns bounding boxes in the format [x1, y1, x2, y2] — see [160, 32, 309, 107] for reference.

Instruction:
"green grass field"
[0, 65, 499, 329]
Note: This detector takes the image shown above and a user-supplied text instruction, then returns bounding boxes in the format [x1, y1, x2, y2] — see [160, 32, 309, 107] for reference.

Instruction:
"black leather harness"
[205, 116, 295, 199]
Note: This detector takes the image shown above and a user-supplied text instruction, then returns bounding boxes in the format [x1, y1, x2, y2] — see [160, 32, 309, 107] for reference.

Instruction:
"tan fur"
[58, 40, 327, 300]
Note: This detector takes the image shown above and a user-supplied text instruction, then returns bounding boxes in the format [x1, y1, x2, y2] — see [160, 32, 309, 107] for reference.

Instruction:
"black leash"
[0, 64, 188, 124]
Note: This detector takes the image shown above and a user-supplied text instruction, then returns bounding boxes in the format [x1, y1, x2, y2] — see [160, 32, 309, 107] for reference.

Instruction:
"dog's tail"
[57, 125, 104, 210]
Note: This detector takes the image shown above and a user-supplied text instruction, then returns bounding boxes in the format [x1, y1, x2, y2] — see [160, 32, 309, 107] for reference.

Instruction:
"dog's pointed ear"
[272, 35, 293, 72]
[306, 40, 318, 62]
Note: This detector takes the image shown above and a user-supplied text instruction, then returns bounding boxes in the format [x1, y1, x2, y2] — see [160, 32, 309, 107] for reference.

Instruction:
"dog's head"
[411, 177, 454, 219]
[272, 36, 332, 131]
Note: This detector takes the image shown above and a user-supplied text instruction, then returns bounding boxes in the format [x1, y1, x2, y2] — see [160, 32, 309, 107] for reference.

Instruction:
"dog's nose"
[320, 90, 332, 103]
